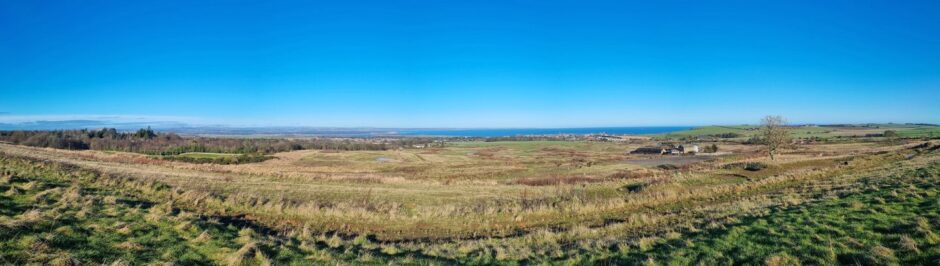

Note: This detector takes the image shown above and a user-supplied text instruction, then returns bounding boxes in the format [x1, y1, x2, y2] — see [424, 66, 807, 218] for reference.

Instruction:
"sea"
[392, 127, 692, 137]
[0, 121, 691, 138]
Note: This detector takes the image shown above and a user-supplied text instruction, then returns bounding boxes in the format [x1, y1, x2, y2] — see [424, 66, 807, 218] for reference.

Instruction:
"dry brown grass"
[226, 242, 271, 266]
[510, 175, 605, 186]
[1, 140, 935, 248]
[764, 253, 801, 266]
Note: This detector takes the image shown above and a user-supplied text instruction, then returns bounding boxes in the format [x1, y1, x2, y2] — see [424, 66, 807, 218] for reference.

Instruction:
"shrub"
[722, 162, 767, 171]
[657, 164, 678, 170]
[622, 183, 647, 193]
[712, 132, 743, 138]
[744, 137, 764, 145]
[702, 144, 720, 153]
[883, 130, 899, 138]
[744, 162, 767, 171]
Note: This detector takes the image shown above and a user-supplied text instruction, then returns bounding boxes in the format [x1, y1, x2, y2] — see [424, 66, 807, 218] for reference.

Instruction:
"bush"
[657, 164, 679, 170]
[702, 144, 719, 153]
[883, 130, 899, 138]
[711, 132, 742, 138]
[722, 162, 767, 171]
[622, 183, 647, 193]
[744, 137, 764, 145]
[744, 162, 767, 171]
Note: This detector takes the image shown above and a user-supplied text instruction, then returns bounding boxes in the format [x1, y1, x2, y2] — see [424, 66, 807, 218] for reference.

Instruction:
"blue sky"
[1, 0, 938, 128]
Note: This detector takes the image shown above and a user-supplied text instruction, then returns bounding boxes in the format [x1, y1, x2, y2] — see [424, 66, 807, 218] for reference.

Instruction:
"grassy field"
[605, 163, 940, 265]
[656, 125, 758, 138]
[0, 156, 423, 265]
[1, 136, 939, 264]
[0, 157, 294, 265]
[659, 124, 940, 140]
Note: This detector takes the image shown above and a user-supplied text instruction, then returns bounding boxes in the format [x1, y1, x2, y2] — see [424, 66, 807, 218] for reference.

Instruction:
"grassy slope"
[898, 126, 940, 138]
[601, 164, 940, 265]
[0, 158, 294, 265]
[657, 126, 758, 139]
[660, 124, 940, 139]
[1, 142, 938, 264]
[0, 156, 423, 265]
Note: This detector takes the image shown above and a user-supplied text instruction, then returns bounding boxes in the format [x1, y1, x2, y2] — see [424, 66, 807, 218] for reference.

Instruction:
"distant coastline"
[0, 120, 692, 137]
[392, 127, 693, 137]
[145, 126, 696, 137]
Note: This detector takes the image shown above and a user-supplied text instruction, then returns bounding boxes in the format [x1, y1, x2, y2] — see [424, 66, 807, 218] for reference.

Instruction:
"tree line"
[0, 128, 418, 155]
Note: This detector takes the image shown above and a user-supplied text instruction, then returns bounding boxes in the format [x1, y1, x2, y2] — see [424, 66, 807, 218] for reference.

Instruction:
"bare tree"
[760, 115, 790, 160]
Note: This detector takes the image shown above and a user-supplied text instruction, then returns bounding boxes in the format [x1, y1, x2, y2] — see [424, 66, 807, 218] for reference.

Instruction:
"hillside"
[658, 124, 940, 140]
[2, 138, 939, 264]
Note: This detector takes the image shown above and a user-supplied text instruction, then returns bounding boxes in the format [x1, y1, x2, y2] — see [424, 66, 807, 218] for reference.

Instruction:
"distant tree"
[760, 115, 790, 160]
[136, 126, 157, 139]
[709, 143, 719, 153]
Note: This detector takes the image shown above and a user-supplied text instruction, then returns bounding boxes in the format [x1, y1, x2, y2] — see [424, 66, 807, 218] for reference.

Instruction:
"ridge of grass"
[598, 163, 940, 265]
[0, 156, 434, 265]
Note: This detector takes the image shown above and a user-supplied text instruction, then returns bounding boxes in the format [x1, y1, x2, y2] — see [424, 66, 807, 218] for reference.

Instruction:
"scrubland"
[1, 132, 939, 264]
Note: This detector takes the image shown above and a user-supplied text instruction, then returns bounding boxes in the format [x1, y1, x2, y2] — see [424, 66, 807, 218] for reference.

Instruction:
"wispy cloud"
[0, 114, 198, 123]
[0, 114, 203, 130]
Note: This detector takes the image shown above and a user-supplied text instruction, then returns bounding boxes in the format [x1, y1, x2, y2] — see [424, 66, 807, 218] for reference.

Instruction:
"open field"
[659, 124, 940, 140]
[2, 136, 940, 264]
[605, 163, 940, 265]
[5, 0, 937, 264]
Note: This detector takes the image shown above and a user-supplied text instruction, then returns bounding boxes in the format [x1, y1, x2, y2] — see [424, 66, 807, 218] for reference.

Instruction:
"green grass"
[599, 163, 940, 265]
[0, 156, 429, 265]
[447, 140, 600, 150]
[897, 126, 940, 138]
[659, 124, 940, 140]
[1, 140, 938, 264]
[657, 126, 757, 139]
[176, 152, 241, 159]
[0, 159, 297, 265]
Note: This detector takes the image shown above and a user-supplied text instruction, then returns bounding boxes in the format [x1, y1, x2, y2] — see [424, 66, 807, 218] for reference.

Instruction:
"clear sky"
[1, 0, 938, 128]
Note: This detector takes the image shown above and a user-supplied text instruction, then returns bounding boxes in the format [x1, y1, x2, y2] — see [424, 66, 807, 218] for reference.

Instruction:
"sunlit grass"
[601, 164, 940, 265]
[0, 139, 937, 264]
